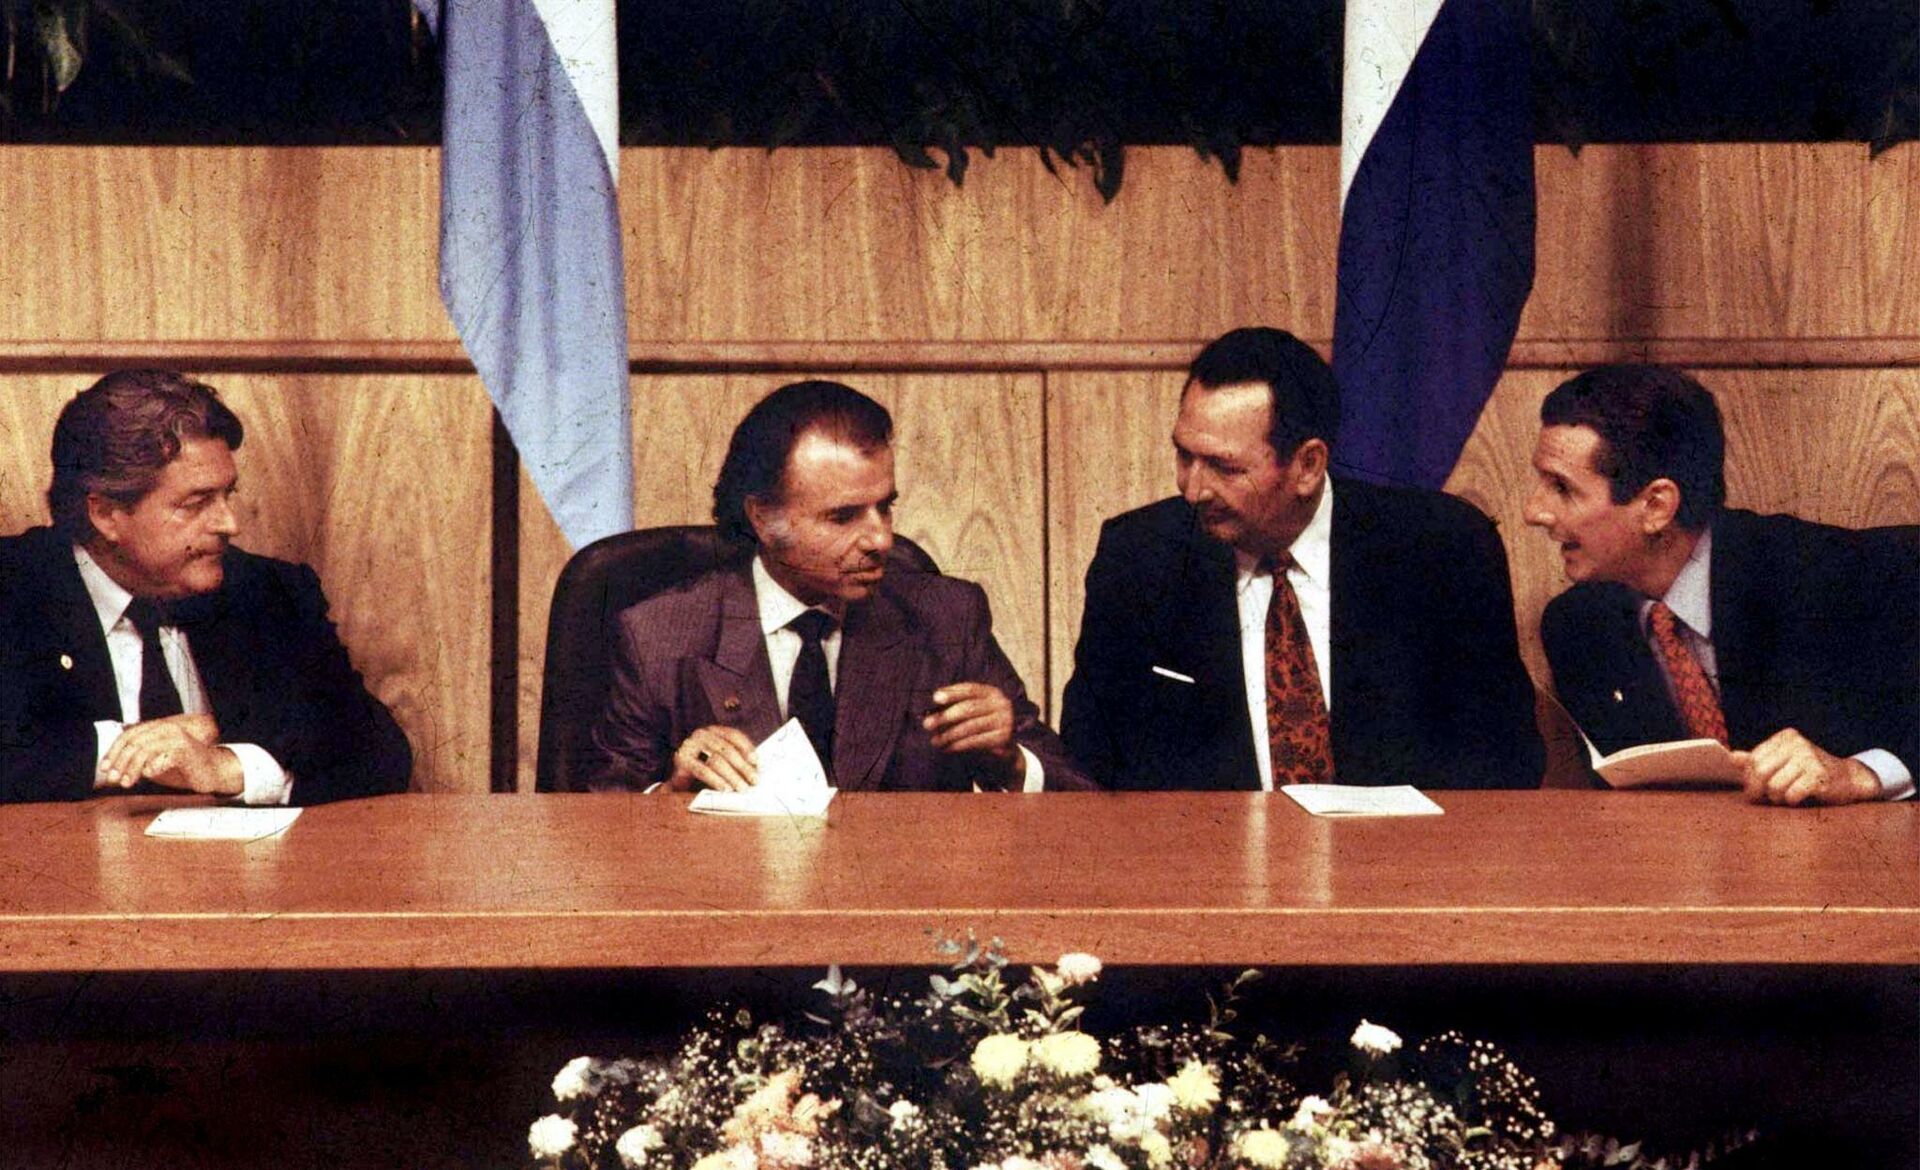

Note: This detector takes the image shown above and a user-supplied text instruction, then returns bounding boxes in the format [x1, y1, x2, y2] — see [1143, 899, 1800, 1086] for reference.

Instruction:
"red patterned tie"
[1648, 601, 1727, 744]
[1265, 557, 1334, 786]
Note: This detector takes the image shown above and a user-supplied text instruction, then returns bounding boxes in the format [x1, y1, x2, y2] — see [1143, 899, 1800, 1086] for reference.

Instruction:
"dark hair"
[1540, 364, 1726, 529]
[47, 370, 245, 544]
[712, 380, 893, 546]
[1186, 327, 1342, 461]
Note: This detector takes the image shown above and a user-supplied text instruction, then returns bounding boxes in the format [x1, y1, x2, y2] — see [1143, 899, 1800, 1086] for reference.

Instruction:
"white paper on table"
[688, 718, 836, 817]
[145, 807, 302, 840]
[1280, 784, 1443, 818]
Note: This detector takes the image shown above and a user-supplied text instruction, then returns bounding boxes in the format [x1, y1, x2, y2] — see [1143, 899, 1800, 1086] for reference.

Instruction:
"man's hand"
[1733, 728, 1882, 807]
[667, 725, 759, 792]
[922, 681, 1025, 783]
[95, 714, 243, 796]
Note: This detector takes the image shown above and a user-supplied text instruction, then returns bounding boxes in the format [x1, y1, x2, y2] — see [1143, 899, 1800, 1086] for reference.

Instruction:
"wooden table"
[1, 790, 1913, 970]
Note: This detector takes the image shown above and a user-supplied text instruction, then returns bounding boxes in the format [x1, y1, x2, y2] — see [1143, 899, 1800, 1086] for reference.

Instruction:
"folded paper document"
[1588, 737, 1742, 789]
[1281, 784, 1443, 817]
[145, 807, 302, 840]
[689, 718, 837, 817]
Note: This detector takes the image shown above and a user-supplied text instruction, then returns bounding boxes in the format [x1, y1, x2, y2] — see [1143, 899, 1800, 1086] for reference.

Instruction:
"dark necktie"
[124, 598, 184, 722]
[1264, 557, 1333, 786]
[1648, 602, 1727, 744]
[787, 609, 836, 766]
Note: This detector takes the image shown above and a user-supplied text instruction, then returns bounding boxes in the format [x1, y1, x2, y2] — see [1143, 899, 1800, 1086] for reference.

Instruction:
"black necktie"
[787, 609, 836, 766]
[124, 599, 184, 721]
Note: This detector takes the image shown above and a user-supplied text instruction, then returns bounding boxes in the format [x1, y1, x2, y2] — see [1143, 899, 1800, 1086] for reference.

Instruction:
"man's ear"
[85, 493, 127, 545]
[1288, 438, 1330, 496]
[1636, 477, 1683, 535]
[743, 495, 774, 546]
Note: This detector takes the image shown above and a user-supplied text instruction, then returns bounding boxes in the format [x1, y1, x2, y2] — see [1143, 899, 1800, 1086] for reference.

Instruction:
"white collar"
[73, 544, 137, 635]
[751, 555, 830, 636]
[1235, 477, 1335, 588]
[1641, 525, 1714, 638]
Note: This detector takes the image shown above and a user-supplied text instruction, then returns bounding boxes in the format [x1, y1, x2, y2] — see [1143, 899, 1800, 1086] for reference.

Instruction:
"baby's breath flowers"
[553, 1055, 595, 1102]
[1351, 1020, 1404, 1057]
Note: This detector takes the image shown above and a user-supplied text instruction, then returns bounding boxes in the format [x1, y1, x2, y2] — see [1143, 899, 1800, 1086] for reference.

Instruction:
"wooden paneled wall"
[3, 144, 1915, 794]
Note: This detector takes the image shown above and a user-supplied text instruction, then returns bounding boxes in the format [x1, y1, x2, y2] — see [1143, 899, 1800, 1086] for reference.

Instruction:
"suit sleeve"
[1427, 507, 1545, 789]
[1058, 519, 1135, 789]
[584, 612, 676, 791]
[953, 582, 1095, 791]
[0, 668, 98, 803]
[248, 563, 412, 804]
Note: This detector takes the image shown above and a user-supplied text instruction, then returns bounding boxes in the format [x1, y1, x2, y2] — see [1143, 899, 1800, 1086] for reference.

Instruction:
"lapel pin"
[1611, 689, 1624, 703]
[59, 654, 74, 671]
[723, 696, 741, 712]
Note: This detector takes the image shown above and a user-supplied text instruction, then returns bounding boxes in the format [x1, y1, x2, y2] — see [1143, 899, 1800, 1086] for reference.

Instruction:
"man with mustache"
[586, 380, 1087, 792]
[1527, 364, 1917, 805]
[0, 370, 411, 804]
[1061, 327, 1543, 791]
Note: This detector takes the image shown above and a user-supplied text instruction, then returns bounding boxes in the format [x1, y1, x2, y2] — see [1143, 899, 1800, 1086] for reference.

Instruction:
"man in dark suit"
[588, 380, 1088, 793]
[1528, 364, 1917, 805]
[0, 370, 411, 805]
[1061, 327, 1543, 791]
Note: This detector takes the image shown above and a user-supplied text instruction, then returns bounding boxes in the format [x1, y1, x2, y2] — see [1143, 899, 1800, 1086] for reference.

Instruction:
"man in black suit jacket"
[588, 380, 1087, 793]
[1528, 364, 1917, 806]
[0, 370, 411, 805]
[1061, 328, 1543, 791]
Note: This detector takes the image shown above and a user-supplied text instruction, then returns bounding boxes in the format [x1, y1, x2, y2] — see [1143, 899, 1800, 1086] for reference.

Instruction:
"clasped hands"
[94, 712, 244, 797]
[1733, 727, 1881, 807]
[666, 681, 1022, 792]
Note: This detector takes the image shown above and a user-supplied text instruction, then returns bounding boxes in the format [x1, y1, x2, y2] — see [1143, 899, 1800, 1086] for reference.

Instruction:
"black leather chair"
[535, 525, 939, 791]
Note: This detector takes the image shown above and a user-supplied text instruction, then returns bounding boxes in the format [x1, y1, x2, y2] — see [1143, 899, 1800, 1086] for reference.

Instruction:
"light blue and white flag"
[1333, 0, 1535, 489]
[416, 0, 632, 549]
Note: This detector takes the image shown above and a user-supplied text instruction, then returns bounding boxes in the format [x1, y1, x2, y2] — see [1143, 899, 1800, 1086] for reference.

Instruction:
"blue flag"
[417, 0, 633, 549]
[1333, 0, 1535, 489]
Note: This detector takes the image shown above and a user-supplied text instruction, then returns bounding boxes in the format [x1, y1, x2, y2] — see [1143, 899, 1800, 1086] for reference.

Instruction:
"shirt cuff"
[227, 744, 292, 806]
[93, 721, 124, 777]
[1853, 749, 1913, 802]
[1019, 745, 1045, 793]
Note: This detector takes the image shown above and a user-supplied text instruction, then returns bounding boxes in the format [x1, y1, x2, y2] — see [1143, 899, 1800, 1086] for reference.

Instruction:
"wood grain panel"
[622, 147, 1340, 344]
[0, 148, 447, 343]
[517, 373, 1047, 790]
[0, 373, 491, 796]
[1526, 143, 1915, 343]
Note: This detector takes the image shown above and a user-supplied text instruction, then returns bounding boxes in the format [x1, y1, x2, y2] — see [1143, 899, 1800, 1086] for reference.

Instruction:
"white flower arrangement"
[523, 936, 1753, 1170]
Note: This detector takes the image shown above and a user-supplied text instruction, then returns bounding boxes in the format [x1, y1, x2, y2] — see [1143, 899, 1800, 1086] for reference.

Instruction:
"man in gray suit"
[588, 380, 1088, 793]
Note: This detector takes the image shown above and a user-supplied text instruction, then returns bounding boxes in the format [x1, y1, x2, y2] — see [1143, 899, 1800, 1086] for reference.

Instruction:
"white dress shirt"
[1639, 527, 1912, 800]
[1233, 481, 1335, 792]
[751, 557, 1044, 791]
[76, 546, 291, 806]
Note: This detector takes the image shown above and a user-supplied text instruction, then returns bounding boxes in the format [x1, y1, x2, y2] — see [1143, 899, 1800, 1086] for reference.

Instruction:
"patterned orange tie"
[1265, 557, 1334, 786]
[1647, 601, 1728, 744]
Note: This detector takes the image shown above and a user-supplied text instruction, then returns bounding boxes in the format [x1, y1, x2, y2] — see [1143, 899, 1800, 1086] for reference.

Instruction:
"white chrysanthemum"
[1350, 1020, 1403, 1056]
[888, 1100, 920, 1128]
[528, 1114, 578, 1160]
[999, 1158, 1044, 1170]
[1289, 1094, 1333, 1131]
[1085, 1144, 1127, 1170]
[616, 1124, 665, 1168]
[1139, 1131, 1174, 1167]
[971, 1033, 1030, 1088]
[691, 1146, 756, 1170]
[1234, 1128, 1290, 1169]
[1080, 1086, 1147, 1141]
[552, 1056, 594, 1101]
[1134, 1082, 1175, 1123]
[1032, 1030, 1101, 1078]
[1056, 952, 1103, 985]
[1167, 1060, 1220, 1113]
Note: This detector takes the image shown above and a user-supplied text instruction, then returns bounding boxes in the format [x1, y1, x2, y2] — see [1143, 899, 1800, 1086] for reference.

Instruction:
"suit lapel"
[830, 589, 915, 791]
[1592, 587, 1685, 748]
[45, 543, 121, 719]
[1155, 516, 1257, 790]
[693, 568, 782, 740]
[1705, 514, 1769, 746]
